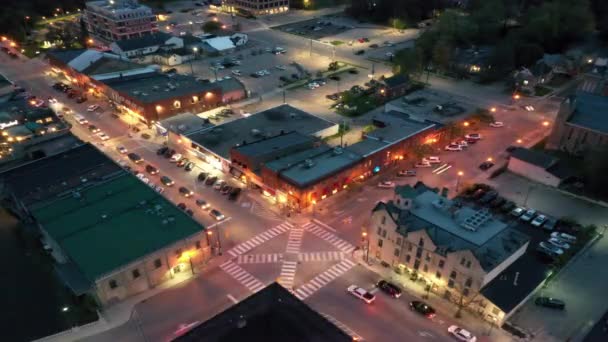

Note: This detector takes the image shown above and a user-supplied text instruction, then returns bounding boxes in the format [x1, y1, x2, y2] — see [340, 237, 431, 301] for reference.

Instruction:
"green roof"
[30, 174, 205, 281]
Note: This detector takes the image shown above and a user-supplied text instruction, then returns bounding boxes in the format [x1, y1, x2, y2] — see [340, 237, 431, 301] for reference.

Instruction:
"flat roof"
[0, 143, 123, 205]
[269, 146, 362, 188]
[176, 283, 353, 342]
[103, 72, 220, 104]
[567, 91, 608, 135]
[82, 56, 149, 76]
[189, 105, 336, 159]
[367, 111, 437, 144]
[232, 131, 314, 159]
[345, 138, 388, 157]
[510, 147, 557, 169]
[30, 173, 205, 281]
[159, 112, 212, 136]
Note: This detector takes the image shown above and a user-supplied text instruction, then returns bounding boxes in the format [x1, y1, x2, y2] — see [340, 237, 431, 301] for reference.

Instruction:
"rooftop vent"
[289, 112, 297, 119]
[177, 124, 188, 132]
[132, 90, 141, 95]
[251, 129, 261, 136]
[333, 147, 343, 155]
[460, 209, 492, 232]
[304, 159, 315, 168]
[101, 214, 108, 219]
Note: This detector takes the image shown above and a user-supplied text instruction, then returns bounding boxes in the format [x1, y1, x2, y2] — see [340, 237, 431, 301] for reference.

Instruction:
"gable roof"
[566, 91, 608, 135]
[114, 32, 174, 51]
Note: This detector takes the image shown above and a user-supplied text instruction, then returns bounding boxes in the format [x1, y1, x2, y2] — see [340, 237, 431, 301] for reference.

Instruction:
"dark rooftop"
[480, 253, 549, 313]
[81, 56, 146, 76]
[175, 283, 353, 342]
[344, 138, 388, 157]
[367, 111, 437, 145]
[0, 143, 124, 206]
[566, 91, 608, 135]
[189, 105, 336, 159]
[45, 49, 87, 64]
[232, 131, 314, 159]
[113, 32, 174, 52]
[383, 74, 409, 88]
[510, 147, 557, 169]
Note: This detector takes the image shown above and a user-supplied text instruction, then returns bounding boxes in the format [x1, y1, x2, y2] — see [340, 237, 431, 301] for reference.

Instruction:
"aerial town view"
[1, 0, 608, 341]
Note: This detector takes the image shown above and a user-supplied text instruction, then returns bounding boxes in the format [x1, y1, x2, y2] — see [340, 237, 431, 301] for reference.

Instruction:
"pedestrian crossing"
[236, 253, 283, 264]
[294, 259, 356, 300]
[220, 261, 265, 293]
[250, 199, 283, 221]
[278, 260, 298, 289]
[302, 222, 356, 253]
[298, 251, 346, 262]
[285, 227, 304, 254]
[320, 313, 364, 341]
[227, 222, 293, 257]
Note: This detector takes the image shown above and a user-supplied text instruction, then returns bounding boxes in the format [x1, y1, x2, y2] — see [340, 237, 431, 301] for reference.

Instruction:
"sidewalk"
[36, 254, 231, 342]
[353, 251, 516, 342]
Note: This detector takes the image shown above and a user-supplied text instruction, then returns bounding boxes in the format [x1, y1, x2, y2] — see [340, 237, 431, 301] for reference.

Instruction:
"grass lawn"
[336, 94, 380, 117]
[330, 40, 344, 46]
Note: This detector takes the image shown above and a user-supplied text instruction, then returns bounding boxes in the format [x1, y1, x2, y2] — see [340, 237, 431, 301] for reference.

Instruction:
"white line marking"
[227, 294, 238, 304]
[312, 219, 337, 232]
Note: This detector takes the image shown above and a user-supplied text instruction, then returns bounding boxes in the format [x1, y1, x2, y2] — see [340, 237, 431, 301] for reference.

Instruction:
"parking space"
[272, 14, 357, 40]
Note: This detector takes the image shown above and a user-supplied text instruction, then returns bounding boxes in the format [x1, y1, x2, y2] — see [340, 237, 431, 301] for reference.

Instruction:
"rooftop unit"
[460, 209, 492, 232]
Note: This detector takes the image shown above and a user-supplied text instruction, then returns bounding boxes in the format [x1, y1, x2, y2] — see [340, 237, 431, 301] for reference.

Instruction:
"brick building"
[83, 0, 159, 44]
[222, 0, 289, 16]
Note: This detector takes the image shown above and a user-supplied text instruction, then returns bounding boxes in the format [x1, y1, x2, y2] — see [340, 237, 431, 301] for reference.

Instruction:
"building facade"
[84, 0, 159, 44]
[222, 0, 289, 16]
[368, 184, 529, 324]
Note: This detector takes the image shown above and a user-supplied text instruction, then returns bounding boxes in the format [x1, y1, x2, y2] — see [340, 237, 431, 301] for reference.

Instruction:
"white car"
[347, 285, 375, 304]
[551, 232, 577, 244]
[96, 132, 110, 141]
[510, 207, 526, 217]
[520, 209, 537, 222]
[275, 65, 287, 70]
[539, 241, 563, 255]
[524, 105, 535, 111]
[261, 69, 271, 75]
[378, 181, 395, 188]
[116, 146, 128, 154]
[447, 325, 477, 342]
[445, 144, 462, 151]
[489, 121, 504, 128]
[74, 115, 88, 125]
[423, 156, 441, 164]
[385, 52, 395, 58]
[455, 140, 468, 148]
[531, 214, 547, 227]
[231, 70, 242, 76]
[415, 162, 432, 168]
[548, 237, 570, 250]
[48, 97, 58, 104]
[87, 104, 100, 112]
[170, 153, 183, 162]
[464, 133, 482, 140]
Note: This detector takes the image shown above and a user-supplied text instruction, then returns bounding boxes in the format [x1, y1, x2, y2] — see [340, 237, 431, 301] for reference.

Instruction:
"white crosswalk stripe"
[294, 259, 356, 300]
[220, 261, 265, 293]
[278, 260, 298, 289]
[302, 222, 356, 253]
[298, 251, 345, 262]
[227, 222, 293, 257]
[320, 313, 364, 341]
[285, 227, 304, 254]
[236, 253, 284, 264]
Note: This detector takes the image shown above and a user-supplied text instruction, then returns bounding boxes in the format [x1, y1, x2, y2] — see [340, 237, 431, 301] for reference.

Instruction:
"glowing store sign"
[0, 120, 19, 130]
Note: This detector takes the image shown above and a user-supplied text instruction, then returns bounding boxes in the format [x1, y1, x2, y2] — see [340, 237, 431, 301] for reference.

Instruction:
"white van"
[550, 232, 577, 244]
[74, 114, 88, 125]
[423, 156, 441, 164]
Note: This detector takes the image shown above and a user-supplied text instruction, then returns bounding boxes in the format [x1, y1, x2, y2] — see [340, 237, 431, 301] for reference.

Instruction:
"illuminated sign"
[0, 120, 19, 130]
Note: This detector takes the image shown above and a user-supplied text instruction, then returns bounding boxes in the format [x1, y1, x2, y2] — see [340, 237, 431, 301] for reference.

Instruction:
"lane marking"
[227, 294, 238, 304]
[312, 219, 337, 232]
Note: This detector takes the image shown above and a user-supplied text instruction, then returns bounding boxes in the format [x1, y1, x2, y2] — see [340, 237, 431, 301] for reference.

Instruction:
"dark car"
[221, 185, 233, 195]
[205, 175, 218, 186]
[479, 190, 498, 204]
[76, 96, 87, 103]
[197, 172, 209, 182]
[157, 146, 169, 155]
[164, 149, 176, 158]
[179, 186, 193, 197]
[354, 50, 365, 55]
[329, 75, 340, 81]
[145, 164, 159, 175]
[127, 153, 143, 164]
[228, 187, 242, 201]
[535, 297, 565, 310]
[185, 209, 194, 216]
[409, 301, 436, 318]
[479, 161, 494, 171]
[160, 176, 174, 186]
[177, 203, 187, 210]
[377, 280, 402, 298]
[184, 162, 195, 172]
[326, 93, 340, 101]
[465, 137, 478, 144]
[471, 188, 486, 200]
[177, 158, 189, 167]
[489, 196, 506, 208]
[500, 200, 516, 213]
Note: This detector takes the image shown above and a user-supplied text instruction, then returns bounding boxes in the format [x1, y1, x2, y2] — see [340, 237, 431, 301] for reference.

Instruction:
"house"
[450, 47, 493, 77]
[369, 183, 531, 325]
[202, 36, 236, 54]
[507, 147, 573, 187]
[540, 54, 575, 76]
[110, 32, 183, 58]
[152, 48, 195, 66]
[377, 74, 410, 99]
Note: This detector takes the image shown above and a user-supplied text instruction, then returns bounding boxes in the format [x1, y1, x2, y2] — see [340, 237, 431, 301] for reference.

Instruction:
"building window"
[154, 258, 162, 269]
[132, 269, 141, 279]
[109, 279, 118, 289]
[418, 238, 424, 247]
[195, 241, 201, 249]
[423, 264, 428, 272]
[406, 255, 411, 263]
[378, 239, 383, 248]
[394, 248, 400, 257]
[396, 237, 402, 246]
[463, 288, 470, 297]
[448, 279, 454, 288]
[377, 226, 382, 235]
[173, 100, 181, 109]
[465, 277, 473, 287]
[438, 259, 445, 268]
[425, 253, 431, 262]
[408, 243, 413, 252]
[466, 261, 472, 268]
[381, 216, 386, 224]
[382, 229, 387, 238]
[413, 259, 420, 270]
[450, 271, 457, 279]
[435, 271, 441, 279]
[460, 257, 466, 266]
[175, 248, 183, 257]
[416, 247, 423, 259]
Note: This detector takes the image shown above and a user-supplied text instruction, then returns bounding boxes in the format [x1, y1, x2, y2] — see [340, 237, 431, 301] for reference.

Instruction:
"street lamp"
[361, 231, 370, 263]
[456, 171, 464, 193]
[207, 230, 222, 256]
[487, 157, 493, 162]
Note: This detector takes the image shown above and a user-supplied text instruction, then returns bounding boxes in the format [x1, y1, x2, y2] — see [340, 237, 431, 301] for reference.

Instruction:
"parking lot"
[272, 13, 357, 40]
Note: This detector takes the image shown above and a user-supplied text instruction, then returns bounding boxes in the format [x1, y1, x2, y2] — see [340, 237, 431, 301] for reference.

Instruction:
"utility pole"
[332, 46, 336, 62]
[216, 227, 223, 256]
[309, 39, 313, 57]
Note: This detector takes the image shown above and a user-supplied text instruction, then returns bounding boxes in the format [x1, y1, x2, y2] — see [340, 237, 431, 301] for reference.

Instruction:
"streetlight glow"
[542, 121, 550, 127]
[457, 171, 463, 177]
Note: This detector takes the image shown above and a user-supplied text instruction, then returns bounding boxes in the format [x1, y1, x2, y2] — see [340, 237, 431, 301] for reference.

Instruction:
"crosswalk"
[227, 222, 293, 257]
[277, 260, 298, 289]
[220, 261, 265, 293]
[320, 313, 364, 341]
[302, 222, 356, 253]
[285, 227, 304, 254]
[250, 199, 283, 221]
[294, 259, 356, 300]
[236, 253, 283, 264]
[298, 251, 346, 262]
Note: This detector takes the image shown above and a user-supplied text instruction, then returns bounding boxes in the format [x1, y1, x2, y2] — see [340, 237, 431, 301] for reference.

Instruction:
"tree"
[202, 21, 222, 33]
[431, 40, 453, 70]
[584, 145, 608, 197]
[392, 48, 423, 76]
[390, 18, 407, 31]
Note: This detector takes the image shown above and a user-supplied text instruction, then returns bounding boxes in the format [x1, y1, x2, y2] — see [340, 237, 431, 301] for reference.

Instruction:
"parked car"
[511, 207, 526, 217]
[376, 280, 402, 298]
[500, 201, 516, 213]
[479, 161, 494, 170]
[542, 217, 558, 231]
[415, 161, 432, 168]
[548, 237, 570, 250]
[96, 132, 110, 141]
[157, 146, 168, 155]
[127, 153, 143, 164]
[116, 146, 128, 154]
[164, 149, 176, 158]
[447, 325, 477, 342]
[378, 181, 395, 188]
[184, 162, 195, 172]
[354, 50, 365, 55]
[197, 172, 209, 182]
[531, 214, 547, 227]
[409, 301, 436, 318]
[397, 169, 416, 177]
[550, 232, 577, 244]
[479, 191, 498, 204]
[210, 209, 225, 221]
[520, 209, 537, 222]
[228, 187, 242, 201]
[445, 144, 462, 151]
[347, 285, 375, 304]
[464, 133, 482, 140]
[177, 203, 187, 210]
[87, 104, 100, 112]
[423, 156, 441, 164]
[221, 185, 233, 195]
[489, 197, 506, 208]
[535, 297, 565, 310]
[196, 199, 210, 210]
[205, 176, 218, 186]
[145, 164, 159, 175]
[489, 121, 504, 128]
[177, 158, 189, 168]
[179, 186, 193, 197]
[161, 176, 174, 186]
[538, 241, 564, 256]
[170, 153, 183, 162]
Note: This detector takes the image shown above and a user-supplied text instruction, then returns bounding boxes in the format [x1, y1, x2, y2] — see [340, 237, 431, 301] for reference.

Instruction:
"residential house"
[507, 147, 573, 187]
[377, 74, 410, 99]
[110, 32, 183, 58]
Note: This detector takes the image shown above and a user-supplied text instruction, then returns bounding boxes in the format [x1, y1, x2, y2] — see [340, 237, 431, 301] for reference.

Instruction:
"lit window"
[173, 100, 181, 109]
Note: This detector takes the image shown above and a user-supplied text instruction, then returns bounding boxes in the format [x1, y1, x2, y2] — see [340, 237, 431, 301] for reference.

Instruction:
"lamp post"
[456, 171, 463, 193]
[361, 231, 370, 263]
[208, 229, 222, 256]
